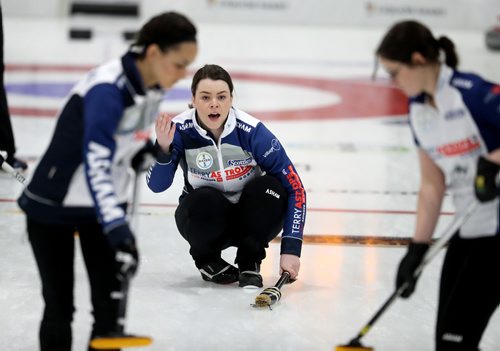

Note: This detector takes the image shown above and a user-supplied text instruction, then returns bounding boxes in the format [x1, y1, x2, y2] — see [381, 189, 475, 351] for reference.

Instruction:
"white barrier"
[142, 0, 500, 30]
[4, 0, 500, 30]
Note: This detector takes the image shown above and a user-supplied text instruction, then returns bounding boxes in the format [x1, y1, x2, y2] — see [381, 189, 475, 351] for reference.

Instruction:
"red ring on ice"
[6, 64, 407, 121]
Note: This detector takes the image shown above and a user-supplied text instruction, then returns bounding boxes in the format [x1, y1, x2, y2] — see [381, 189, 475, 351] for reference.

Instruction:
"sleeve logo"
[263, 139, 281, 158]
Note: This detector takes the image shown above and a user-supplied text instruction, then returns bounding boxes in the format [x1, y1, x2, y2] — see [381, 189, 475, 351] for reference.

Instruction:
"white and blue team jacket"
[146, 107, 307, 256]
[409, 64, 500, 238]
[18, 52, 163, 235]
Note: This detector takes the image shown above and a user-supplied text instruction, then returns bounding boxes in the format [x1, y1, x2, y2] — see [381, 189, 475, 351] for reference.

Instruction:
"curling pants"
[435, 234, 500, 351]
[27, 218, 121, 351]
[175, 175, 287, 269]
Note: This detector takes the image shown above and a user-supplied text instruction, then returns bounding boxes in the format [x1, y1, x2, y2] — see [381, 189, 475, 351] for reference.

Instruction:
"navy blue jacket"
[18, 52, 163, 236]
[147, 107, 307, 256]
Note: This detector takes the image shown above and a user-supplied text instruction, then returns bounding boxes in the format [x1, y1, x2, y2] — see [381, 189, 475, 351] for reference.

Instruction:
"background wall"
[2, 0, 69, 17]
[3, 0, 500, 30]
[142, 0, 500, 30]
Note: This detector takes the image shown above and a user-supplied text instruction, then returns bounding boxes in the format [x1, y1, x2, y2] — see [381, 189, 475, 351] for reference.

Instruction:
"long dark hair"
[376, 20, 458, 68]
[190, 64, 234, 96]
[131, 12, 197, 58]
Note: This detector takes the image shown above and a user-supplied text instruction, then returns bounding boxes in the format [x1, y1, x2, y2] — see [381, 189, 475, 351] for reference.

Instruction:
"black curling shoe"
[238, 263, 263, 288]
[238, 271, 263, 288]
[198, 259, 239, 284]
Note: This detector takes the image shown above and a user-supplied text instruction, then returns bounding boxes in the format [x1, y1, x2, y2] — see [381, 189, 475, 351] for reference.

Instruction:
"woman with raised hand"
[147, 64, 306, 289]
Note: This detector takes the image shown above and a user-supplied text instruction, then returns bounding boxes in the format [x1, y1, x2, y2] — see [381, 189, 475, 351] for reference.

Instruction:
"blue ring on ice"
[5, 82, 191, 100]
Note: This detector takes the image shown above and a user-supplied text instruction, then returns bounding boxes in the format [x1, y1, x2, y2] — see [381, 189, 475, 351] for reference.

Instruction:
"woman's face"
[379, 57, 425, 97]
[192, 78, 233, 134]
[150, 42, 198, 89]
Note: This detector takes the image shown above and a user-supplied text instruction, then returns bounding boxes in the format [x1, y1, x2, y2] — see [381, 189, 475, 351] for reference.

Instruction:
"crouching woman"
[147, 64, 306, 288]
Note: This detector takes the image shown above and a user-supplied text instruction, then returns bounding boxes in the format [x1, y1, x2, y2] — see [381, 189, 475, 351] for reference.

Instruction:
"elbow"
[148, 185, 164, 194]
[147, 181, 167, 193]
[146, 178, 173, 193]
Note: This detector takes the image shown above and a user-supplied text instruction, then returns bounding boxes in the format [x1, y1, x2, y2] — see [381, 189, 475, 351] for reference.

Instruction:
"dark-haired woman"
[376, 20, 500, 350]
[17, 12, 197, 350]
[147, 64, 306, 288]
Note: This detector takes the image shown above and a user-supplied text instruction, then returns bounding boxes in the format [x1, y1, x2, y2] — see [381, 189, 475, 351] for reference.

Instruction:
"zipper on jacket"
[214, 137, 228, 192]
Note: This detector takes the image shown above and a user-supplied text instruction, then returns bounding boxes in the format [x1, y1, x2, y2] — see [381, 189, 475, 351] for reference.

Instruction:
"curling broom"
[90, 169, 153, 349]
[1, 153, 152, 349]
[253, 271, 291, 308]
[335, 201, 477, 351]
[0, 153, 27, 185]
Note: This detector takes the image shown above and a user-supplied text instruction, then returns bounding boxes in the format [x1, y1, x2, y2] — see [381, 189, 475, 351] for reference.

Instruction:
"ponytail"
[437, 36, 459, 68]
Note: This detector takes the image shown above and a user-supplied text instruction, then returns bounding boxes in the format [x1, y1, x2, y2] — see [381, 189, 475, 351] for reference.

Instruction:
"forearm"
[146, 161, 176, 193]
[413, 150, 446, 243]
[85, 140, 127, 231]
[486, 148, 500, 163]
[413, 181, 445, 243]
[281, 165, 306, 256]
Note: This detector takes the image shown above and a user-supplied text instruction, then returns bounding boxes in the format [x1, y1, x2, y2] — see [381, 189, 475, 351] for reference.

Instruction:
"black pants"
[175, 175, 287, 269]
[0, 6, 16, 156]
[435, 234, 500, 351]
[27, 218, 121, 351]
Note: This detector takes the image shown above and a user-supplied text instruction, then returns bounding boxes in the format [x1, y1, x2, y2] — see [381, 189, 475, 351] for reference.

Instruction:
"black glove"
[396, 242, 429, 298]
[108, 224, 139, 281]
[474, 155, 500, 202]
[131, 139, 157, 172]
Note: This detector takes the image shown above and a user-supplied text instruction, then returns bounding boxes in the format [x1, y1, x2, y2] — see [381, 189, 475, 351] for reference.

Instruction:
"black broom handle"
[114, 169, 142, 332]
[349, 201, 477, 344]
[275, 271, 291, 288]
[0, 154, 27, 185]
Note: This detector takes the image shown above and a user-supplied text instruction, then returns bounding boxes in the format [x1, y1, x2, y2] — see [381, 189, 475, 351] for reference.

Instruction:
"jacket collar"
[435, 63, 452, 94]
[191, 107, 237, 140]
[121, 52, 147, 96]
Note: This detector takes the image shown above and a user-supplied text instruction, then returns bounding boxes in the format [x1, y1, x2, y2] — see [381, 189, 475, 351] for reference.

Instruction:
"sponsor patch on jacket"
[436, 137, 481, 156]
[196, 152, 213, 169]
[227, 156, 253, 167]
[444, 108, 466, 120]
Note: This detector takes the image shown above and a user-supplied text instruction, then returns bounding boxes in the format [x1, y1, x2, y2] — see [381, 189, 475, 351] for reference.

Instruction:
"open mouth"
[208, 113, 220, 121]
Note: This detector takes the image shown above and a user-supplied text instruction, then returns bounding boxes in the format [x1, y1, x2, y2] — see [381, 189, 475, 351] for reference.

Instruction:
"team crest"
[196, 152, 213, 170]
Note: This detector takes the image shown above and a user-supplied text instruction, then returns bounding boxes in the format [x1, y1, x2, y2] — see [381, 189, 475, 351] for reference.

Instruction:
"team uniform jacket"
[409, 64, 500, 238]
[18, 52, 162, 235]
[146, 107, 307, 256]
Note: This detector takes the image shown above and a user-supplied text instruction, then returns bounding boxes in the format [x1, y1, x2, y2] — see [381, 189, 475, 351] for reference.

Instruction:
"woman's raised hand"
[155, 112, 176, 153]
